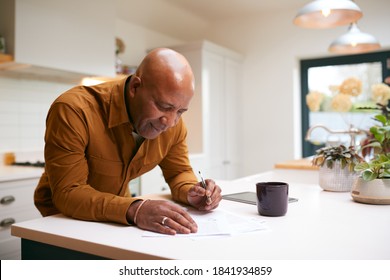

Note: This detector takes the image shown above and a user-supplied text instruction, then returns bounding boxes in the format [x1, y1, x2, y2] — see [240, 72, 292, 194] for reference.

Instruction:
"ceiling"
[162, 0, 308, 21]
[116, 0, 308, 41]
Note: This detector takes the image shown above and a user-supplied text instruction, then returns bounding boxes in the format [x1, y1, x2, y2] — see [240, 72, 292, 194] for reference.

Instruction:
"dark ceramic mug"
[256, 182, 289, 216]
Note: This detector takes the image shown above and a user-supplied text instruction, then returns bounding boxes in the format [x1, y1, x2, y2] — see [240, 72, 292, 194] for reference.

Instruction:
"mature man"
[34, 48, 222, 235]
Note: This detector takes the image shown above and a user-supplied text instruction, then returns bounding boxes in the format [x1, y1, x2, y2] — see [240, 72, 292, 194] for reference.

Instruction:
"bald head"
[136, 48, 194, 92]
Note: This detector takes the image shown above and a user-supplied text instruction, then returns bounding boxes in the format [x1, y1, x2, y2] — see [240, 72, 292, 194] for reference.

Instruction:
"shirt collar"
[108, 75, 134, 130]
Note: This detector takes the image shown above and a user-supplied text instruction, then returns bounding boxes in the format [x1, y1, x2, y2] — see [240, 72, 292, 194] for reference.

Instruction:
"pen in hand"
[198, 171, 212, 204]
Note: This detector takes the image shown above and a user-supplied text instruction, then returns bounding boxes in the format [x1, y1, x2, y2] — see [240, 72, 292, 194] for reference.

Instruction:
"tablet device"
[222, 191, 298, 205]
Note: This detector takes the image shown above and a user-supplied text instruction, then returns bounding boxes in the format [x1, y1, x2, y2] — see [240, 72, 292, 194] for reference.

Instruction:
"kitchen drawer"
[0, 236, 21, 260]
[0, 178, 39, 211]
[0, 177, 41, 259]
[0, 206, 41, 241]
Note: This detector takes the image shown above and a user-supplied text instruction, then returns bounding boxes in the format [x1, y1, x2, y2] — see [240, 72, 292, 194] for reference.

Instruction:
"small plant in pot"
[353, 104, 390, 204]
[312, 145, 364, 192]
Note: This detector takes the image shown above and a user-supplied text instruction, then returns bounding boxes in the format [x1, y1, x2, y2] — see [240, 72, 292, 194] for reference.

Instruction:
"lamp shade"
[329, 23, 381, 54]
[293, 0, 363, 29]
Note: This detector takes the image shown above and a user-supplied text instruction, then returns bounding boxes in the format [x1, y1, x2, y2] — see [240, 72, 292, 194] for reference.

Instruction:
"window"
[300, 50, 390, 157]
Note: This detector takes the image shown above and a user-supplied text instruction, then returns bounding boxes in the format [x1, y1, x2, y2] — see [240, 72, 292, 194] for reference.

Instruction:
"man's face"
[129, 76, 193, 139]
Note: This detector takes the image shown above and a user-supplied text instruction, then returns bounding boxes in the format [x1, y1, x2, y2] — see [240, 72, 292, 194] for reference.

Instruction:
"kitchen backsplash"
[0, 75, 75, 153]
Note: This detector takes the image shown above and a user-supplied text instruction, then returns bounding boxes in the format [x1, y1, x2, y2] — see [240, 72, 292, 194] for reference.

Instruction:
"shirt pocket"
[87, 155, 125, 194]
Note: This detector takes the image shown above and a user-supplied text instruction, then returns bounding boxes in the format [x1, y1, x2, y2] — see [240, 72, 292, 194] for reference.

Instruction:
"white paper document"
[142, 208, 268, 238]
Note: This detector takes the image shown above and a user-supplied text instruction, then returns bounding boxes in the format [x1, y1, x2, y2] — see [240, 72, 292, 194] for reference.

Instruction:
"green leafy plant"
[312, 145, 364, 172]
[355, 104, 390, 181]
[0, 35, 4, 52]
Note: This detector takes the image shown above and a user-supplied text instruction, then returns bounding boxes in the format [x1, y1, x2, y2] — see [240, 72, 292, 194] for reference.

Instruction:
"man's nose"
[160, 113, 178, 128]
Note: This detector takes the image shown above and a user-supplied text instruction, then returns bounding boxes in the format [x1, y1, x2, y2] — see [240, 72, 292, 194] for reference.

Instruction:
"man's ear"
[129, 75, 141, 97]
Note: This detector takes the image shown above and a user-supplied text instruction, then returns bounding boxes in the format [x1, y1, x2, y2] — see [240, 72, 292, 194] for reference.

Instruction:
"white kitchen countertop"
[0, 165, 44, 182]
[0, 150, 44, 182]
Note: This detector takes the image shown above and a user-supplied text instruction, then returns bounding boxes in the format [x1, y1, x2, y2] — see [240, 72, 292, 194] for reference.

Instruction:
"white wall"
[115, 18, 184, 66]
[202, 0, 390, 177]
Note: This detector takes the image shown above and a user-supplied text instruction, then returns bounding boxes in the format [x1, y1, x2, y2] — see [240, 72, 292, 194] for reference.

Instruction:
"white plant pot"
[319, 161, 359, 192]
[351, 177, 390, 205]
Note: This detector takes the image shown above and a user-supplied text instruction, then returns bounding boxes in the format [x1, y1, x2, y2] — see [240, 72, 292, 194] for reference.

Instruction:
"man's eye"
[161, 106, 173, 111]
[157, 104, 171, 111]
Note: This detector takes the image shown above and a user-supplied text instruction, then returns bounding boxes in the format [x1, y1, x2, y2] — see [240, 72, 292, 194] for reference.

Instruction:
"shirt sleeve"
[159, 119, 198, 204]
[44, 102, 136, 225]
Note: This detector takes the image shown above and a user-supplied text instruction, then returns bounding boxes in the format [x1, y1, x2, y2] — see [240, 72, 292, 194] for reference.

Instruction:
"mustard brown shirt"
[34, 76, 198, 225]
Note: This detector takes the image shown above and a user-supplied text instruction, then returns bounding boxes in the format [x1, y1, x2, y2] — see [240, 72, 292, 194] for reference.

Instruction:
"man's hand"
[128, 200, 198, 235]
[188, 179, 222, 211]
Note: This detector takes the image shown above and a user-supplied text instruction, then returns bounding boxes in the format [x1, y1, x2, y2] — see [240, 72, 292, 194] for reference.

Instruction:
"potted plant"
[312, 145, 364, 192]
[353, 104, 390, 204]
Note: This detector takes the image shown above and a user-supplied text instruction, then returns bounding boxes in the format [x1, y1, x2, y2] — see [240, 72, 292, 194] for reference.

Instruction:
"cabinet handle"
[0, 218, 16, 227]
[0, 195, 15, 205]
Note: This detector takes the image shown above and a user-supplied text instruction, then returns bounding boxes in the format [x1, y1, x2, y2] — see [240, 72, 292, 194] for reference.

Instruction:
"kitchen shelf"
[0, 60, 96, 85]
[0, 57, 127, 86]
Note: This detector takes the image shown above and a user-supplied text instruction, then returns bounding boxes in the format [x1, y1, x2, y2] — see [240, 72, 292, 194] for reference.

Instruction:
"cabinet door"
[203, 52, 241, 180]
[223, 57, 241, 179]
[203, 51, 226, 179]
[0, 0, 115, 76]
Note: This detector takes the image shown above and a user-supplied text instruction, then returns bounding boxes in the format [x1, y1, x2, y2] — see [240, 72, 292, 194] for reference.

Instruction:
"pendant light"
[329, 23, 381, 54]
[293, 0, 363, 29]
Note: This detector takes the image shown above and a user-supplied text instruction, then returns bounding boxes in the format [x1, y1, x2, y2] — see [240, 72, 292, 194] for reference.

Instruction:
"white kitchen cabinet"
[139, 166, 169, 196]
[0, 176, 41, 259]
[170, 41, 243, 180]
[0, 0, 116, 77]
[128, 177, 140, 197]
